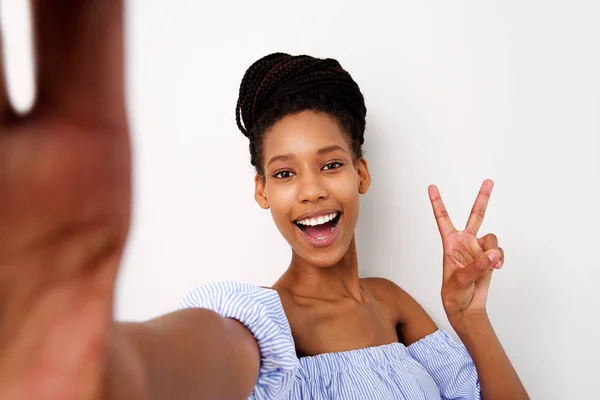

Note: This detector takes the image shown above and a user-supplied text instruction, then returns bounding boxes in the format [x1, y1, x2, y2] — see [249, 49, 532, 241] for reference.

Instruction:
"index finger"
[465, 179, 494, 234]
[428, 184, 456, 238]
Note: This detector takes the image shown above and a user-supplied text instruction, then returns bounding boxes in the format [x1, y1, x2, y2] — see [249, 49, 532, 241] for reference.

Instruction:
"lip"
[293, 213, 342, 248]
[293, 209, 341, 223]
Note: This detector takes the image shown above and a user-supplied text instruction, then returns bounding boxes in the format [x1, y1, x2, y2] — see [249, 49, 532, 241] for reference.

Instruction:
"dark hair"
[235, 52, 367, 175]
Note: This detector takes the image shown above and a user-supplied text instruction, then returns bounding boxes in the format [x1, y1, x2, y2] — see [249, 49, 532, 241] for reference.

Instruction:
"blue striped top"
[178, 281, 481, 400]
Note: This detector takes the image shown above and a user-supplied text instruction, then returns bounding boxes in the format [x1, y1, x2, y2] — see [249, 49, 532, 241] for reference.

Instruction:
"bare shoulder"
[361, 277, 413, 308]
[361, 277, 438, 345]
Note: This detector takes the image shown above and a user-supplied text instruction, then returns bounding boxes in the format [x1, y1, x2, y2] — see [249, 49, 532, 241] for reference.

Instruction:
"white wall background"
[3, 0, 599, 398]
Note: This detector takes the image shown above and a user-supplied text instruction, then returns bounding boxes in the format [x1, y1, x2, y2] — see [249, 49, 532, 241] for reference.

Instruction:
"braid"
[236, 53, 290, 137]
[235, 53, 367, 174]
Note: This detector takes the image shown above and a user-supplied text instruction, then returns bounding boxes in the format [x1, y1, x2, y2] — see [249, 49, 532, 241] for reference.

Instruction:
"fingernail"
[488, 250, 500, 263]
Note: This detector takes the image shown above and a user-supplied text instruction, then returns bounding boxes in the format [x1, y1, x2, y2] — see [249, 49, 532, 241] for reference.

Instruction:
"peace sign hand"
[428, 180, 504, 322]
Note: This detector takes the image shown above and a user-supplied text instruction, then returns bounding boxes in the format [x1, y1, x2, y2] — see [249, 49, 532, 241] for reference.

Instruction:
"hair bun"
[235, 52, 366, 139]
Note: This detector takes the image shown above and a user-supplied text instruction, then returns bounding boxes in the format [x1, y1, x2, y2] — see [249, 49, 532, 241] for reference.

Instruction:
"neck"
[274, 235, 364, 302]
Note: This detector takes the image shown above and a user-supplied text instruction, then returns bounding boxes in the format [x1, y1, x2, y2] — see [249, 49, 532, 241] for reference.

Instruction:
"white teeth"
[296, 212, 338, 226]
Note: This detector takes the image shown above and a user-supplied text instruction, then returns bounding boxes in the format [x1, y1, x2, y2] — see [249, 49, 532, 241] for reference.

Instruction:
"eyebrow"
[267, 154, 295, 167]
[317, 145, 347, 156]
[267, 145, 347, 167]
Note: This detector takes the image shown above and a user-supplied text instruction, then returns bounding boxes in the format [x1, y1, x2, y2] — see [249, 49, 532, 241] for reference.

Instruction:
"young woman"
[172, 53, 529, 399]
[0, 4, 528, 399]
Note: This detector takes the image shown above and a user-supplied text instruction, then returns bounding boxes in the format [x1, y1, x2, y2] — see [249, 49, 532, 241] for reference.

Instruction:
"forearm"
[450, 312, 529, 400]
[103, 323, 147, 399]
[104, 308, 260, 400]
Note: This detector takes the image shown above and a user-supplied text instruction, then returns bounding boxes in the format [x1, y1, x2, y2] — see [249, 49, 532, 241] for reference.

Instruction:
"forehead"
[263, 110, 351, 157]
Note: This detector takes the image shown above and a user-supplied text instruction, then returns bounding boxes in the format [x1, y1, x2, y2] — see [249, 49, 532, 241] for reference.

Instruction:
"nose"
[297, 171, 328, 203]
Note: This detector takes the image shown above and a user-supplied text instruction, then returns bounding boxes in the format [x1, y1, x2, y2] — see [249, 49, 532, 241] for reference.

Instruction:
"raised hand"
[0, 2, 129, 399]
[428, 180, 504, 322]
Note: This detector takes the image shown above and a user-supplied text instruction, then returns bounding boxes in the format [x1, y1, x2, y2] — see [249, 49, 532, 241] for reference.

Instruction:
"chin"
[291, 237, 354, 268]
[296, 250, 346, 268]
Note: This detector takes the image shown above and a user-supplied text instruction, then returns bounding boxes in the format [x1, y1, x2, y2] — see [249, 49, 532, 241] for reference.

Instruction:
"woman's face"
[255, 110, 371, 268]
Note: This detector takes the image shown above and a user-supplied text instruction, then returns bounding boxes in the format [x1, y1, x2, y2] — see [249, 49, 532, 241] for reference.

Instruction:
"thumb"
[453, 249, 501, 289]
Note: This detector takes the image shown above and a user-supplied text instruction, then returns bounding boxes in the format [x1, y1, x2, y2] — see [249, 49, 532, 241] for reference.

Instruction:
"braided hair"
[235, 52, 367, 175]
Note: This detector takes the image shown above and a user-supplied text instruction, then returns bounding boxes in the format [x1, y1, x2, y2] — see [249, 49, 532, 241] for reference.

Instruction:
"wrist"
[448, 309, 491, 336]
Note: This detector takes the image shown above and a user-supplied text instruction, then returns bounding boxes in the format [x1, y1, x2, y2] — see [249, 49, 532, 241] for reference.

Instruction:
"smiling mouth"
[294, 212, 341, 242]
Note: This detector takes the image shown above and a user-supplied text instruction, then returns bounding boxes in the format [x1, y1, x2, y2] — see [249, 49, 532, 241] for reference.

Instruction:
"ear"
[254, 174, 270, 209]
[356, 158, 371, 194]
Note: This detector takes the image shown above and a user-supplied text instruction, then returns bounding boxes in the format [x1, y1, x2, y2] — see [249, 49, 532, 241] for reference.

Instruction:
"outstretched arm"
[1, 2, 259, 399]
[104, 310, 260, 400]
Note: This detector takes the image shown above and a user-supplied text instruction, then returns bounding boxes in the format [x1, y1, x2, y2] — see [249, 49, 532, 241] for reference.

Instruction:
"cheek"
[266, 184, 296, 225]
[323, 174, 361, 229]
[329, 171, 360, 205]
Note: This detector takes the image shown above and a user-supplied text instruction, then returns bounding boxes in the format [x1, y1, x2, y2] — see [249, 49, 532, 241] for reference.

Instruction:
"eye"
[273, 170, 295, 179]
[322, 162, 343, 171]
